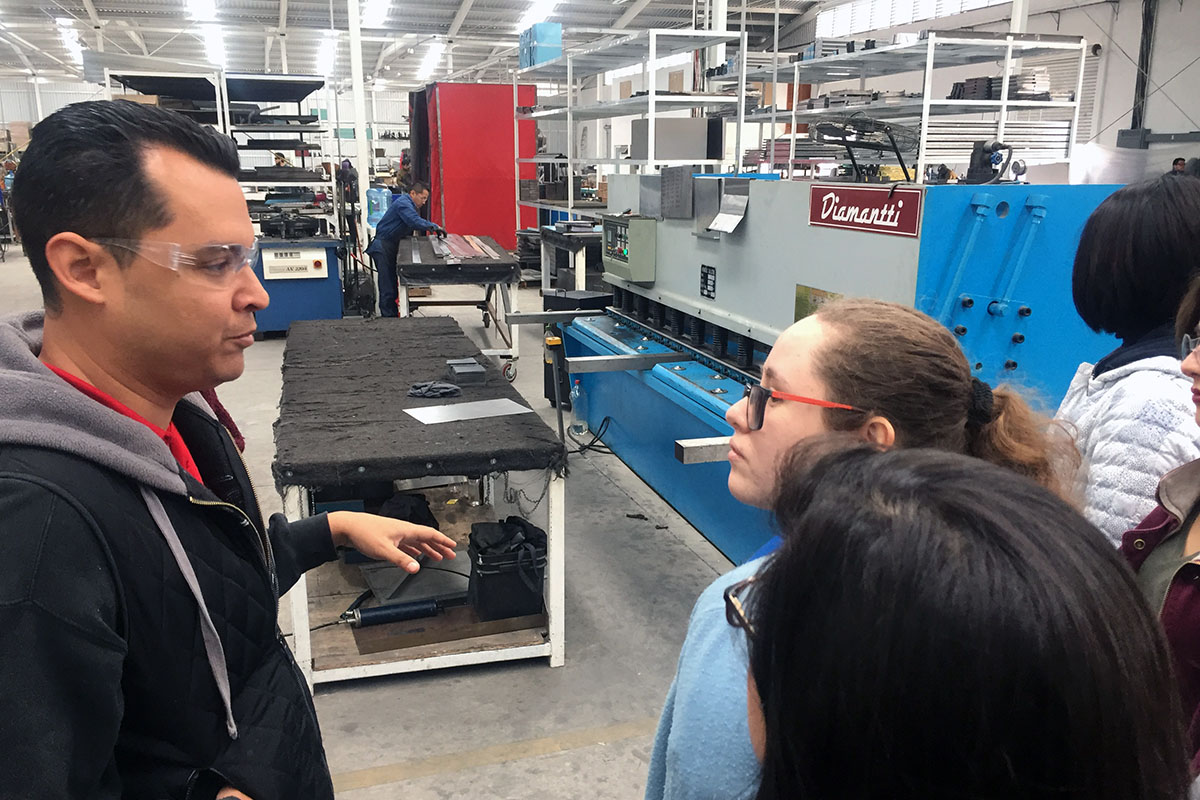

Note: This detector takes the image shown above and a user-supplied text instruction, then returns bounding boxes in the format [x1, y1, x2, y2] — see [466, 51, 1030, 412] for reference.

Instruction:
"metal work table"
[539, 226, 603, 293]
[275, 317, 567, 687]
[395, 233, 522, 378]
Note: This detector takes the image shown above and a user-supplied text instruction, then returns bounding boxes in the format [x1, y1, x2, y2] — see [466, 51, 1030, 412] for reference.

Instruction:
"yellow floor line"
[332, 717, 659, 792]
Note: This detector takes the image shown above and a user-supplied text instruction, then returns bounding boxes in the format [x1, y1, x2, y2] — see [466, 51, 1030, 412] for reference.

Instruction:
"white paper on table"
[403, 398, 536, 425]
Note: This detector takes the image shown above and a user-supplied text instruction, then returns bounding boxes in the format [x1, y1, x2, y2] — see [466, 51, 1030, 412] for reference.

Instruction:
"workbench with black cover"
[274, 316, 567, 686]
[392, 235, 521, 358]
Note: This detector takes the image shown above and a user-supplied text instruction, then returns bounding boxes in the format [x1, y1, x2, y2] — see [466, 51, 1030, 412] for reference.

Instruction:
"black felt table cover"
[274, 317, 565, 489]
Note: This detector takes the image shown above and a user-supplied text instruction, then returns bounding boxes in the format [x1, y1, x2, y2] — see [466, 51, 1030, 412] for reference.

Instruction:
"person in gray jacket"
[1058, 175, 1200, 544]
[0, 100, 456, 800]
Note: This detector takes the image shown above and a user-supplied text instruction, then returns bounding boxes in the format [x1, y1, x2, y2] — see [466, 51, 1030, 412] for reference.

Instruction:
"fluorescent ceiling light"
[56, 18, 84, 65]
[417, 41, 445, 80]
[516, 0, 559, 32]
[317, 31, 338, 77]
[361, 0, 391, 28]
[201, 23, 225, 67]
[188, 0, 218, 22]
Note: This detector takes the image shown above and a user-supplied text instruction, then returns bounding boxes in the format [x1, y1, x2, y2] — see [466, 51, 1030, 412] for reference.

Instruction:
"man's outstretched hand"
[327, 511, 457, 572]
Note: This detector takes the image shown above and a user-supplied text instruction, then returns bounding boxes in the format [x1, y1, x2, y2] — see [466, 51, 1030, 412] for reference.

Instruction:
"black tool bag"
[467, 516, 548, 621]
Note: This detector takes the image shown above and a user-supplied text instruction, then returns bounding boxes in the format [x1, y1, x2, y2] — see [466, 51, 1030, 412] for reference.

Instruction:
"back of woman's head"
[1073, 175, 1200, 340]
[811, 299, 1077, 498]
[748, 445, 1190, 800]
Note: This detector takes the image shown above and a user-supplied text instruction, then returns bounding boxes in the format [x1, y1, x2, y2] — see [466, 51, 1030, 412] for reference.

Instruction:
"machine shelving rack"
[765, 31, 1087, 181]
[221, 73, 338, 207]
[511, 28, 748, 229]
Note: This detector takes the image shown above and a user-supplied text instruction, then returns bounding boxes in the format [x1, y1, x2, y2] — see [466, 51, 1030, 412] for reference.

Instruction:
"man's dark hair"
[1175, 157, 1187, 166]
[409, 182, 429, 195]
[11, 100, 240, 310]
[1071, 175, 1200, 340]
[748, 444, 1191, 800]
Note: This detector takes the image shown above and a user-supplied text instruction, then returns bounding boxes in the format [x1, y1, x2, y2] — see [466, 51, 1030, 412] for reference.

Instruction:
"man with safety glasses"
[0, 100, 455, 800]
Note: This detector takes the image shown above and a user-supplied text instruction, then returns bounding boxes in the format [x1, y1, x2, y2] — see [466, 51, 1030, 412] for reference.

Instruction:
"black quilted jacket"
[0, 314, 337, 800]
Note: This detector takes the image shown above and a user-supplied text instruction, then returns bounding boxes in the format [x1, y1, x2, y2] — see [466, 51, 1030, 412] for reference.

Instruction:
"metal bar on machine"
[430, 236, 452, 258]
[505, 310, 606, 324]
[410, 238, 422, 264]
[674, 436, 732, 465]
[565, 353, 692, 373]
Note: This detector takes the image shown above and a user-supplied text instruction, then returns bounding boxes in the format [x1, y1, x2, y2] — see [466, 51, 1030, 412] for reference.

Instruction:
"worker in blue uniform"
[366, 182, 445, 317]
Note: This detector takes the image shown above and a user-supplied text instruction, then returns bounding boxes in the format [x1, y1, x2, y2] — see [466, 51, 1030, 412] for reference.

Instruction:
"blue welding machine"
[252, 238, 343, 334]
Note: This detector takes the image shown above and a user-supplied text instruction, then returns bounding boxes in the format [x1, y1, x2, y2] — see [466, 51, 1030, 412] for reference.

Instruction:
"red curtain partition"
[423, 82, 536, 251]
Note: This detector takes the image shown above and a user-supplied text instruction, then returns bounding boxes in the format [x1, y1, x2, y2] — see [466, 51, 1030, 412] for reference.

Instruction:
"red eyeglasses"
[742, 382, 863, 432]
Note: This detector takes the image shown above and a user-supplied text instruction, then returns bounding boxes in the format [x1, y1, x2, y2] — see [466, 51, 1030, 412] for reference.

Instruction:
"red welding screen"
[426, 83, 535, 251]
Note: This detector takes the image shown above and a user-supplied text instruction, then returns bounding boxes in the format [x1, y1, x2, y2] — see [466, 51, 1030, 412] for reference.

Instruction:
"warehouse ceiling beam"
[124, 25, 150, 56]
[3, 29, 80, 75]
[372, 36, 412, 77]
[614, 0, 657, 28]
[447, 0, 478, 37]
[0, 33, 38, 76]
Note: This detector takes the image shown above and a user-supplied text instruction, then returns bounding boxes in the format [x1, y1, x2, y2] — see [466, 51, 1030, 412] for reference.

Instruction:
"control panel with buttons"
[602, 214, 657, 285]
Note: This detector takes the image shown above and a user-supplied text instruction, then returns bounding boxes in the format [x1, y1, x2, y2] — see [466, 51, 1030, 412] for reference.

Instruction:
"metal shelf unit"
[512, 28, 747, 224]
[223, 73, 337, 195]
[784, 32, 1087, 180]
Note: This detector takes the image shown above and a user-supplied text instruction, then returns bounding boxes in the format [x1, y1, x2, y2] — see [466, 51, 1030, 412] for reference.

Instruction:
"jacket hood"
[0, 310, 209, 496]
[1065, 354, 1188, 395]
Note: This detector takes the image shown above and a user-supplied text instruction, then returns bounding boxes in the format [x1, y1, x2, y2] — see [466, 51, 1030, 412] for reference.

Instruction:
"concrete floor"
[0, 249, 735, 799]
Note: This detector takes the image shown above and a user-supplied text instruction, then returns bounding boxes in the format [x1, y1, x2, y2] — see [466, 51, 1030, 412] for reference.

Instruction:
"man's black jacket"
[0, 311, 337, 799]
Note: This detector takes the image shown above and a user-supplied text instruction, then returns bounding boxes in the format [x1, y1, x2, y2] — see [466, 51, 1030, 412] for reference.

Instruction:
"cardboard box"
[7, 121, 32, 149]
[112, 94, 160, 106]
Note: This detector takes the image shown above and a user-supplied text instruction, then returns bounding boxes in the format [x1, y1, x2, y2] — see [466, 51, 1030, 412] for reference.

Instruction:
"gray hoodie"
[0, 309, 240, 738]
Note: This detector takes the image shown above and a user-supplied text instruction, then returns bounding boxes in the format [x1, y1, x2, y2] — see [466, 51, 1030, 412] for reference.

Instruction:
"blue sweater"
[645, 556, 771, 800]
[366, 193, 439, 258]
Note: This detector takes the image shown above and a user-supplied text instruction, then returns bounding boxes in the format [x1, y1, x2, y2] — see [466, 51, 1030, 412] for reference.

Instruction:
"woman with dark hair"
[738, 445, 1191, 800]
[1058, 175, 1200, 544]
[1120, 276, 1200, 772]
[644, 298, 1078, 800]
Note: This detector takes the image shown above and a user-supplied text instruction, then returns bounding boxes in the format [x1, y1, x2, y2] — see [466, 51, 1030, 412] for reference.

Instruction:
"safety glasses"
[1181, 333, 1200, 361]
[742, 382, 863, 432]
[92, 238, 258, 287]
[724, 576, 757, 638]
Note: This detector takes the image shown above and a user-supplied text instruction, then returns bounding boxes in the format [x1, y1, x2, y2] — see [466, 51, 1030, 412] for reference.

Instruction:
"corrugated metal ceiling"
[0, 0, 815, 86]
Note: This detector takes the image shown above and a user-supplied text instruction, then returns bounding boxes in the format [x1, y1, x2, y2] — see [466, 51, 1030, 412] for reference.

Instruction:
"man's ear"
[43, 233, 114, 307]
[862, 415, 896, 449]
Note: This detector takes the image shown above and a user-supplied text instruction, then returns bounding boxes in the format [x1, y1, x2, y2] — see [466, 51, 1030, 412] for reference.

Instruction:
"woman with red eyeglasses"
[644, 298, 1079, 800]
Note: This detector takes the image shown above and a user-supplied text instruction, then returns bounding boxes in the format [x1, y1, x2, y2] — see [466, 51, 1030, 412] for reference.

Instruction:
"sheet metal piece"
[410, 238, 422, 264]
[464, 235, 487, 256]
[403, 398, 535, 425]
[473, 238, 503, 260]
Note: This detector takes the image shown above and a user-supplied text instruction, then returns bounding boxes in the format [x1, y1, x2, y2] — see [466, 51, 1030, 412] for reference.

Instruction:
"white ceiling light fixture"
[201, 23, 225, 67]
[361, 0, 391, 29]
[56, 18, 84, 65]
[417, 40, 445, 80]
[516, 0, 559, 32]
[188, 0, 218, 23]
[317, 31, 338, 77]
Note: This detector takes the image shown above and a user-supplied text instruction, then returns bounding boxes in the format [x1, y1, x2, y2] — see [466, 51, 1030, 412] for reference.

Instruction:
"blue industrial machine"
[563, 176, 1121, 563]
[252, 238, 344, 334]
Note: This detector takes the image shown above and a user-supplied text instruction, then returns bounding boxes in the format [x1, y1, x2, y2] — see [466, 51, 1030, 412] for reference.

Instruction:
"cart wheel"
[482, 312, 491, 329]
[502, 362, 517, 382]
